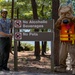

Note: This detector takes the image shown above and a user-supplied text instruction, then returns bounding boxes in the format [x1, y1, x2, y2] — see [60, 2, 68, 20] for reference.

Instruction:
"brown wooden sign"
[14, 32, 53, 41]
[14, 20, 54, 41]
[13, 19, 54, 71]
[14, 20, 54, 29]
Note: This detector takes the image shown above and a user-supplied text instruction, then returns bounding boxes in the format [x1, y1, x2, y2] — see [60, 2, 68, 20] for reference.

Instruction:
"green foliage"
[60, 0, 67, 3]
[0, 0, 75, 19]
[12, 40, 34, 51]
[12, 40, 50, 51]
[12, 40, 14, 47]
[0, 0, 52, 19]
[36, 0, 52, 19]
[21, 43, 34, 51]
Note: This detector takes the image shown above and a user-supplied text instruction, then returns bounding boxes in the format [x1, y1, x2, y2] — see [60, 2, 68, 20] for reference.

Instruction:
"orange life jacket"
[60, 22, 75, 44]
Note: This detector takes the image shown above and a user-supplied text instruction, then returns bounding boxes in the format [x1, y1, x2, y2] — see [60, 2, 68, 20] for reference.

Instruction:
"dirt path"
[8, 51, 51, 74]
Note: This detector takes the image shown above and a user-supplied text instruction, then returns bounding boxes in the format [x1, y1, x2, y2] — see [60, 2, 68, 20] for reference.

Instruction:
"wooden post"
[11, 0, 18, 71]
[52, 0, 60, 66]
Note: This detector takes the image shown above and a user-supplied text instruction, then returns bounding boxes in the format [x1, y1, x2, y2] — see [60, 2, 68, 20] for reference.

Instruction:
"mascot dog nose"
[63, 19, 69, 24]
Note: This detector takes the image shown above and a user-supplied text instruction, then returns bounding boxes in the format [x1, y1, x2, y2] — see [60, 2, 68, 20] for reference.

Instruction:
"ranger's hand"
[8, 34, 12, 38]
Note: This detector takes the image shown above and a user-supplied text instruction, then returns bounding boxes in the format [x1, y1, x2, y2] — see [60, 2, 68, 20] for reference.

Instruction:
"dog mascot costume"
[54, 4, 75, 75]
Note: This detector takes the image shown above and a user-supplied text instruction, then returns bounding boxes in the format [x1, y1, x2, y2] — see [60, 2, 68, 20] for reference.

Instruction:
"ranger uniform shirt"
[0, 18, 12, 37]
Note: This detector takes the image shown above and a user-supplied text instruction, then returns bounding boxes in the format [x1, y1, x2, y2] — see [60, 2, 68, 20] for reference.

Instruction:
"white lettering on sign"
[23, 32, 38, 36]
[23, 20, 28, 23]
[23, 33, 28, 36]
[23, 24, 44, 28]
[29, 20, 47, 24]
[29, 32, 38, 36]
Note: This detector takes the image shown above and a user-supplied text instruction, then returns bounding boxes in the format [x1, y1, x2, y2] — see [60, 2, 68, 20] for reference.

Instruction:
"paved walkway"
[0, 71, 72, 75]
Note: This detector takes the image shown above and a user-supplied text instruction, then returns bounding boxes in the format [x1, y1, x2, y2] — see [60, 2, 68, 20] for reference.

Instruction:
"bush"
[22, 43, 34, 51]
[12, 41, 34, 51]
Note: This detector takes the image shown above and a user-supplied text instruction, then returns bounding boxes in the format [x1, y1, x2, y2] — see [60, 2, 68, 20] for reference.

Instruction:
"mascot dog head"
[55, 4, 75, 29]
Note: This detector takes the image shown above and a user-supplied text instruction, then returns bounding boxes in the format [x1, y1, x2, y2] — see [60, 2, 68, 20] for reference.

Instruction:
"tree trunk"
[52, 0, 60, 66]
[42, 41, 47, 55]
[40, 0, 47, 56]
[31, 0, 40, 60]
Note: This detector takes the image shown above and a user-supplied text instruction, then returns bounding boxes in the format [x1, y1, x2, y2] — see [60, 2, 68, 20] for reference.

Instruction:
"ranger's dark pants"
[0, 37, 10, 69]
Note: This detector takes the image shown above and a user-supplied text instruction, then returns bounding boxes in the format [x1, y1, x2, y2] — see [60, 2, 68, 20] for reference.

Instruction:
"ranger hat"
[1, 9, 8, 14]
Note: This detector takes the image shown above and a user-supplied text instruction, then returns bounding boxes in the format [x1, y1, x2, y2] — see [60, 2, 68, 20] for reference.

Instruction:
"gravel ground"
[8, 51, 51, 74]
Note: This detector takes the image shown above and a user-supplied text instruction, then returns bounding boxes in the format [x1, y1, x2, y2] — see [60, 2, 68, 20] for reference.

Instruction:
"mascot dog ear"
[58, 3, 73, 17]
[67, 3, 73, 13]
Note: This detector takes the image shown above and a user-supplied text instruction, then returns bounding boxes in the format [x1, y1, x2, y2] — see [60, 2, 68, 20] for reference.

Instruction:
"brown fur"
[55, 4, 75, 30]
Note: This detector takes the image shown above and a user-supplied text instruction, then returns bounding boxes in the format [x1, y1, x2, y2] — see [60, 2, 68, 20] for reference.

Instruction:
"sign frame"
[13, 19, 55, 71]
